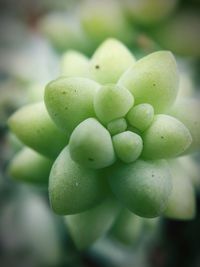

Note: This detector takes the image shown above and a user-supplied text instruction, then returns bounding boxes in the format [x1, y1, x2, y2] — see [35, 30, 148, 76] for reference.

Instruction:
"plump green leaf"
[108, 159, 172, 218]
[111, 209, 143, 245]
[94, 84, 134, 125]
[8, 147, 53, 184]
[142, 114, 192, 159]
[118, 51, 179, 113]
[164, 160, 196, 220]
[49, 146, 107, 215]
[69, 118, 116, 169]
[60, 50, 89, 77]
[107, 118, 127, 136]
[168, 98, 200, 153]
[65, 198, 119, 250]
[127, 103, 154, 132]
[89, 38, 136, 84]
[45, 77, 100, 133]
[8, 102, 68, 159]
[112, 131, 143, 163]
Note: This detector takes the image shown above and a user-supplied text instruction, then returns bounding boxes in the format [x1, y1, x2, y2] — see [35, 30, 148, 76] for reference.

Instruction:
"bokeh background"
[0, 1, 200, 267]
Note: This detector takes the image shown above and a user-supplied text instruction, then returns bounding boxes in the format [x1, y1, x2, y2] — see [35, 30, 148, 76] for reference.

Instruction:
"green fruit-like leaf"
[94, 84, 134, 125]
[118, 51, 179, 113]
[127, 103, 154, 132]
[8, 102, 68, 159]
[112, 131, 143, 163]
[168, 98, 200, 153]
[60, 50, 89, 77]
[89, 38, 136, 84]
[8, 148, 53, 184]
[108, 160, 172, 218]
[69, 118, 116, 169]
[65, 198, 119, 250]
[142, 114, 192, 159]
[164, 160, 196, 220]
[49, 146, 107, 215]
[107, 118, 127, 136]
[111, 209, 143, 245]
[45, 77, 100, 133]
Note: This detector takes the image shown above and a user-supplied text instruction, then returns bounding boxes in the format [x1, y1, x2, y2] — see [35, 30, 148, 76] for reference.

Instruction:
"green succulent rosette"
[8, 39, 200, 249]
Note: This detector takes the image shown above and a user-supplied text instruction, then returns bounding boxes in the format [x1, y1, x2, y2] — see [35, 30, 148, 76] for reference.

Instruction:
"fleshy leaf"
[112, 131, 143, 163]
[45, 77, 100, 133]
[89, 38, 136, 84]
[49, 146, 107, 215]
[177, 156, 200, 189]
[118, 51, 179, 113]
[65, 198, 119, 250]
[127, 103, 154, 132]
[60, 50, 89, 77]
[69, 118, 116, 169]
[107, 118, 127, 136]
[168, 98, 200, 153]
[8, 102, 68, 159]
[164, 160, 196, 220]
[94, 84, 134, 125]
[142, 114, 192, 159]
[110, 209, 143, 245]
[108, 159, 172, 218]
[8, 147, 53, 184]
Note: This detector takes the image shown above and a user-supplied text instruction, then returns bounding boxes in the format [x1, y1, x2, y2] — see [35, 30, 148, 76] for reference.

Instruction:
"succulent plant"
[8, 39, 200, 249]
